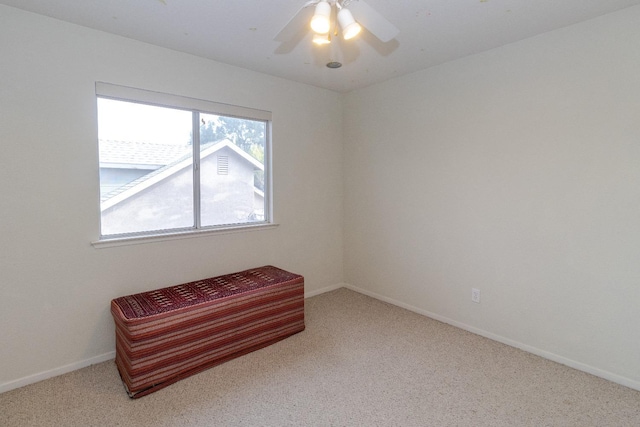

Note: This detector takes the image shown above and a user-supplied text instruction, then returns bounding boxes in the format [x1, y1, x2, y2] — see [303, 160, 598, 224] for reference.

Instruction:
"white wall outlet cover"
[472, 288, 481, 303]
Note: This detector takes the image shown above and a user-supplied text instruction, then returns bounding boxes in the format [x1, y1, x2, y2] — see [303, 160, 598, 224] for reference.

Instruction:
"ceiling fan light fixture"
[337, 8, 361, 40]
[313, 34, 331, 45]
[310, 1, 331, 34]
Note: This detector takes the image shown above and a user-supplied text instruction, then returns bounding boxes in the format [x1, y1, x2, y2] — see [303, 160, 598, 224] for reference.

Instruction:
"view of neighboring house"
[99, 140, 191, 198]
[99, 139, 265, 235]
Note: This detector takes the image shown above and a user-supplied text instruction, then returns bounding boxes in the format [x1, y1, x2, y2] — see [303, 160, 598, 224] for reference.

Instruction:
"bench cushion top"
[112, 265, 302, 320]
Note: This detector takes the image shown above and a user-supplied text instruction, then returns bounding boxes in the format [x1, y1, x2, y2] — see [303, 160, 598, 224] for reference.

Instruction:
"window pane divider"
[192, 112, 202, 229]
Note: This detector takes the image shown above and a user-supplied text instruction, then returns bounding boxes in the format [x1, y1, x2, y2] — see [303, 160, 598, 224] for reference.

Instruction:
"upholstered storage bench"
[110, 265, 305, 398]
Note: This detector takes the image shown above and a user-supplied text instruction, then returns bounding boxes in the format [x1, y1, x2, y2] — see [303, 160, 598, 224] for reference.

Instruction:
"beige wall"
[0, 5, 344, 390]
[343, 6, 640, 389]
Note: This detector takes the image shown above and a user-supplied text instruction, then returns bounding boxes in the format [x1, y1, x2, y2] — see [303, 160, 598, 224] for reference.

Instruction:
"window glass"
[96, 85, 271, 239]
[199, 113, 266, 227]
[98, 99, 194, 235]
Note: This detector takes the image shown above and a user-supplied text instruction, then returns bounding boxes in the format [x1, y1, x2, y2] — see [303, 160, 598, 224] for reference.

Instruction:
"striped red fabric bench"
[110, 265, 305, 398]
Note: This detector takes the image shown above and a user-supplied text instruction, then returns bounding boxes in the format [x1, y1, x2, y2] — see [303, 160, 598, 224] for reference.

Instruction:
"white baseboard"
[0, 351, 116, 394]
[343, 283, 640, 393]
[305, 282, 345, 299]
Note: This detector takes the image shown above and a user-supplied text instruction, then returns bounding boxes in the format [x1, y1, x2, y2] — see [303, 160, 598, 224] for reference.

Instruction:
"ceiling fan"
[274, 0, 399, 46]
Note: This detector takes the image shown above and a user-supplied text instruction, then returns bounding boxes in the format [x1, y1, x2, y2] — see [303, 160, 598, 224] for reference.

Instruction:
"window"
[96, 83, 271, 241]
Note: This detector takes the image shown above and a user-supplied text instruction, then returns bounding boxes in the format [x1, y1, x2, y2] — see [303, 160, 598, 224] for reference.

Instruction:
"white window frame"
[92, 82, 276, 248]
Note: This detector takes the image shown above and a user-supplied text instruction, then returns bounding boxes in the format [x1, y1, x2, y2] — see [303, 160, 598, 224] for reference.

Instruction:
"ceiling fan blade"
[348, 0, 399, 42]
[274, 1, 318, 42]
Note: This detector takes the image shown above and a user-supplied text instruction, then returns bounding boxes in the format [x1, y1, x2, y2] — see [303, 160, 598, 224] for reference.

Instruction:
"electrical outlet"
[472, 288, 481, 304]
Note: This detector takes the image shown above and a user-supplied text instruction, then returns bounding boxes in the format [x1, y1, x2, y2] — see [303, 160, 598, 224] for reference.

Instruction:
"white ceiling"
[3, 0, 640, 92]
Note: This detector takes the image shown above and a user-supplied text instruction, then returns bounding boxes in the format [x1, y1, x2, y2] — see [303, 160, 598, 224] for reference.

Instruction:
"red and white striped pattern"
[111, 266, 305, 398]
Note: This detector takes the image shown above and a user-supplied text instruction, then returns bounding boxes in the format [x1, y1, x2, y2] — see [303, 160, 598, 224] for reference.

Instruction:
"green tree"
[199, 116, 265, 162]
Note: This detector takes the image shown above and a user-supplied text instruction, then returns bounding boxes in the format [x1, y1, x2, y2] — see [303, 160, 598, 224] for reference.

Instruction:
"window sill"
[91, 223, 279, 249]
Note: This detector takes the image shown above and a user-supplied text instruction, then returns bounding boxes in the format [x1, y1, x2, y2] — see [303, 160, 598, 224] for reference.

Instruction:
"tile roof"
[99, 140, 192, 167]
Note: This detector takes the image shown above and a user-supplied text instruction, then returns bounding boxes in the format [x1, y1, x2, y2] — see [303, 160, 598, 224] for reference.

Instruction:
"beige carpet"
[1, 288, 639, 426]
